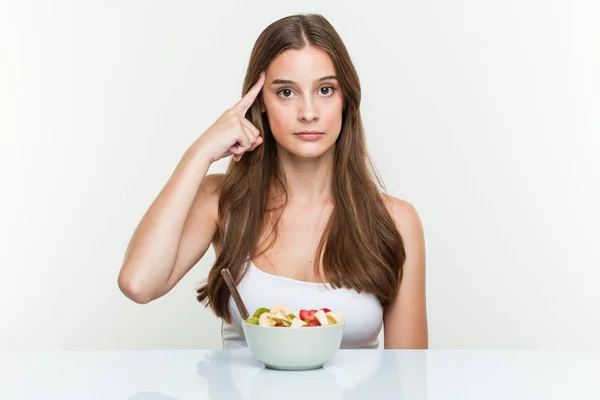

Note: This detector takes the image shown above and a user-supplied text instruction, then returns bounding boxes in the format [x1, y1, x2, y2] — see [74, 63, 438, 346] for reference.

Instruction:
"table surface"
[1, 349, 599, 399]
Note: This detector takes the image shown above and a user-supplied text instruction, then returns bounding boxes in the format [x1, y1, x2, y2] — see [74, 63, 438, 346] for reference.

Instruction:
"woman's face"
[262, 46, 344, 159]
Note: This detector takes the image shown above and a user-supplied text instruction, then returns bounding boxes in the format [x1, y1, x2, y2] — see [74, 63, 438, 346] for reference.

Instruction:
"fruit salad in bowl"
[245, 304, 345, 328]
[242, 304, 345, 370]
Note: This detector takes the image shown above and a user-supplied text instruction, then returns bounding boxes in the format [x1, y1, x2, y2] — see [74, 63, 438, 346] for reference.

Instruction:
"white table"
[1, 349, 599, 399]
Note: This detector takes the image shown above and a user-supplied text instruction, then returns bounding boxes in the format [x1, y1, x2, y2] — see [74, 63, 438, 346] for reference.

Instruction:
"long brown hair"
[196, 13, 405, 323]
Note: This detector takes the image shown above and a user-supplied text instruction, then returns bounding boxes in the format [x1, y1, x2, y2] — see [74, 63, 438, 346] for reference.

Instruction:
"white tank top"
[221, 261, 384, 349]
[220, 185, 386, 349]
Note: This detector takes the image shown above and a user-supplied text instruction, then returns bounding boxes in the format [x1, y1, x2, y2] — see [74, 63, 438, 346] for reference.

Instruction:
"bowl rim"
[242, 320, 345, 329]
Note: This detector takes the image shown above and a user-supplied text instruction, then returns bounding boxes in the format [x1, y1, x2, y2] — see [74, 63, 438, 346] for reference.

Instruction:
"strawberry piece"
[299, 309, 318, 322]
[299, 309, 310, 321]
[308, 320, 321, 327]
[320, 308, 331, 313]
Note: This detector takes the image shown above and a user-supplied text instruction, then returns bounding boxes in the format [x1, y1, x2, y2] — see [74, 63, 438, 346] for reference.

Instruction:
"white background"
[1, 0, 598, 350]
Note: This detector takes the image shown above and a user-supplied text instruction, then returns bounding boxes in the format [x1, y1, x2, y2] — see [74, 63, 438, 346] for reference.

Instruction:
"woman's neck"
[276, 146, 335, 207]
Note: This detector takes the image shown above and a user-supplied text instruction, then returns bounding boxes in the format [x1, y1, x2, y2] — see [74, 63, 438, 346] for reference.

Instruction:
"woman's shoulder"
[199, 173, 226, 200]
[203, 172, 226, 188]
[380, 193, 423, 236]
[199, 174, 226, 249]
[380, 192, 415, 213]
[193, 173, 226, 221]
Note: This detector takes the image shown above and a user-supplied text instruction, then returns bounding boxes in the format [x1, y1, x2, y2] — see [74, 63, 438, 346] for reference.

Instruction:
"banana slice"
[258, 312, 277, 327]
[313, 310, 329, 326]
[270, 304, 291, 316]
[326, 311, 344, 324]
[290, 318, 308, 328]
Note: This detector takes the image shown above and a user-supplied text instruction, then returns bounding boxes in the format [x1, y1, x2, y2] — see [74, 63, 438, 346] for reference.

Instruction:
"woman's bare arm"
[117, 144, 221, 304]
[383, 195, 429, 349]
[117, 73, 266, 304]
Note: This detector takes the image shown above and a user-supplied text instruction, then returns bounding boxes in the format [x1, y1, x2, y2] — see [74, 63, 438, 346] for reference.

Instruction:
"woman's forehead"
[267, 47, 336, 84]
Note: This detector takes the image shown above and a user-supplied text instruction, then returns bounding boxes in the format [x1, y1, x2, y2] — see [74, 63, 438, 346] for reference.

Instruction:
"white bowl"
[242, 321, 345, 371]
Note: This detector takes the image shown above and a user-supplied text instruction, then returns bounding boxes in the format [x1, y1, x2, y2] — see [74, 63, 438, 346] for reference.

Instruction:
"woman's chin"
[277, 142, 336, 160]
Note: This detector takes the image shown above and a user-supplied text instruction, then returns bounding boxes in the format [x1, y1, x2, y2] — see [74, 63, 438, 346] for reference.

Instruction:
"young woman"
[118, 13, 428, 349]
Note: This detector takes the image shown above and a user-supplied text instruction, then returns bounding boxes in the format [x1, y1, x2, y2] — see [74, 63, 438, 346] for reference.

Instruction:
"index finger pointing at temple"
[233, 72, 266, 116]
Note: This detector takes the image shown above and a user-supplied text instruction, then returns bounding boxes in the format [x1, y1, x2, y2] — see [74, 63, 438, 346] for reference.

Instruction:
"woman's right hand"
[195, 72, 266, 163]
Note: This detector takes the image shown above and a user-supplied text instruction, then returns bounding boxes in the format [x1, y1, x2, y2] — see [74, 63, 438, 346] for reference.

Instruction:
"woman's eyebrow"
[270, 75, 338, 85]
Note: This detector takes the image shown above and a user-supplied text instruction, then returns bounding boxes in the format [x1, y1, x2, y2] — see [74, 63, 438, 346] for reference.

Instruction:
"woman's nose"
[297, 98, 319, 122]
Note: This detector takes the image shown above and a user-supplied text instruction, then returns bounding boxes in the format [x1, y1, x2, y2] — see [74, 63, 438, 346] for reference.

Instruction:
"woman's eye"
[320, 86, 336, 96]
[277, 88, 294, 98]
[276, 85, 336, 99]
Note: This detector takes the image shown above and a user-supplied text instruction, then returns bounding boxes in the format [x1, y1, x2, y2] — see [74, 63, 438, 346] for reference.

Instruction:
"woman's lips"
[294, 131, 324, 141]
